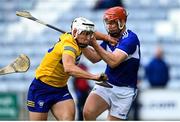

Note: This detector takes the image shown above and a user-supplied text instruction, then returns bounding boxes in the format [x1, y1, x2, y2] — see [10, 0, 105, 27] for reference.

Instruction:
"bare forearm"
[82, 47, 101, 63]
[65, 64, 98, 80]
[95, 31, 118, 45]
[95, 31, 109, 41]
[92, 42, 117, 67]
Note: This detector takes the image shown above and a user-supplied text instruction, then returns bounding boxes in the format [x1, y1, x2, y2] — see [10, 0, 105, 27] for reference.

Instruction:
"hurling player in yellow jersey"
[27, 17, 116, 121]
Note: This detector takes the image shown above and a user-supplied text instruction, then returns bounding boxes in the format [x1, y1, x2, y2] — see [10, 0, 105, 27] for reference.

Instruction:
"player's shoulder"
[59, 33, 81, 53]
[60, 33, 78, 45]
[60, 32, 73, 41]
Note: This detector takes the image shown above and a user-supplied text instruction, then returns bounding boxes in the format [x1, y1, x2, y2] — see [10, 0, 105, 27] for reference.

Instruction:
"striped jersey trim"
[64, 46, 77, 54]
[122, 30, 128, 39]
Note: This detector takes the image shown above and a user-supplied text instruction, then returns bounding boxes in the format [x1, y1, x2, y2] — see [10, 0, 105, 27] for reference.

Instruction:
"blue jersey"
[100, 30, 140, 88]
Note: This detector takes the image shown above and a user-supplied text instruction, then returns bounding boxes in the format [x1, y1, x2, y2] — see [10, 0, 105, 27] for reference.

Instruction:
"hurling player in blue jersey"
[82, 6, 141, 120]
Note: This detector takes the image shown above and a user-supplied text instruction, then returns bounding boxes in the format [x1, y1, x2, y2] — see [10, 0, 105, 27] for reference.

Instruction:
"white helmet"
[71, 17, 95, 35]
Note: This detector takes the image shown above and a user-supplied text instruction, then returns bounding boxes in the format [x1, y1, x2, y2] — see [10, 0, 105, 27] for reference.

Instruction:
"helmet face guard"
[72, 17, 95, 37]
[103, 19, 123, 37]
[103, 7, 127, 37]
[71, 17, 95, 48]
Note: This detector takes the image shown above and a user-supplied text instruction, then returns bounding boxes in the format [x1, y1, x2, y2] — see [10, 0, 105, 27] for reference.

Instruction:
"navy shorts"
[27, 78, 73, 112]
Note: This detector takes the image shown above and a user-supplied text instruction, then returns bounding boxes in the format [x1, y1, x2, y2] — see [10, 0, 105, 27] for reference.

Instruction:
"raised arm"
[82, 47, 101, 63]
[95, 31, 118, 45]
[91, 36, 128, 68]
[82, 32, 118, 63]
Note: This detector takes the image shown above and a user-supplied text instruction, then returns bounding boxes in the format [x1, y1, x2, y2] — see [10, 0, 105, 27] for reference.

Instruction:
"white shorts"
[91, 84, 137, 119]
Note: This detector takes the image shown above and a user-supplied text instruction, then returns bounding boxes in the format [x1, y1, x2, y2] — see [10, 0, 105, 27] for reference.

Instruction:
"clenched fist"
[95, 73, 113, 88]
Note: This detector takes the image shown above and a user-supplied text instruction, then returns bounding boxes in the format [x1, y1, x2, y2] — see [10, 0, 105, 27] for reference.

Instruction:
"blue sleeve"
[117, 36, 137, 55]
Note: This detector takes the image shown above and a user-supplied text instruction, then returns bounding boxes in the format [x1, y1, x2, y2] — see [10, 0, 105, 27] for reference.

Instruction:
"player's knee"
[83, 108, 96, 120]
[55, 112, 75, 121]
[56, 114, 74, 121]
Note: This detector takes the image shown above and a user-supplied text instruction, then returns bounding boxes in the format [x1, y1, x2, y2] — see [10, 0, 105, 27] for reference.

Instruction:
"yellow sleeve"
[63, 45, 77, 58]
[61, 34, 79, 59]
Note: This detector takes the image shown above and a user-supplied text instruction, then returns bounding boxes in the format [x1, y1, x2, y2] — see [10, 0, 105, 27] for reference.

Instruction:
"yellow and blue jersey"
[35, 33, 82, 87]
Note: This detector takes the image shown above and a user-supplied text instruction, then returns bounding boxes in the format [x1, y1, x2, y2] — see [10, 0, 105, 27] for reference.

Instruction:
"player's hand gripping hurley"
[96, 73, 113, 88]
[0, 54, 30, 75]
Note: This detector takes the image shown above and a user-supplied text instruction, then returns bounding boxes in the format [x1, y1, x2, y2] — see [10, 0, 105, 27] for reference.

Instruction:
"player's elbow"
[108, 61, 119, 68]
[91, 59, 101, 64]
[88, 56, 101, 64]
[108, 64, 117, 68]
[108, 56, 125, 68]
[64, 65, 73, 75]
[64, 68, 71, 74]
